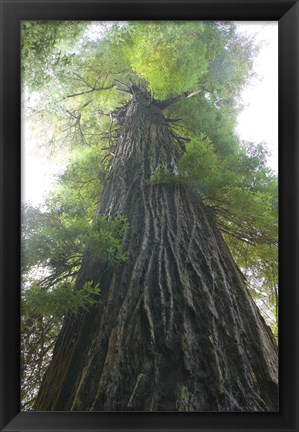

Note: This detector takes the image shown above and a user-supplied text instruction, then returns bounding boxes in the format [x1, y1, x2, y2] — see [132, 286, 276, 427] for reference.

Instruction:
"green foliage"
[169, 96, 239, 156]
[22, 21, 255, 158]
[49, 145, 105, 219]
[21, 145, 126, 279]
[178, 134, 219, 195]
[21, 21, 87, 89]
[22, 150, 129, 288]
[203, 22, 256, 98]
[22, 209, 128, 278]
[123, 21, 255, 101]
[22, 147, 129, 281]
[147, 163, 179, 185]
[125, 22, 208, 99]
[22, 281, 100, 317]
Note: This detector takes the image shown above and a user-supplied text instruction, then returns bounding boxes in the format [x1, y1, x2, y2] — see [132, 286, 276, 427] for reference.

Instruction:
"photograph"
[20, 20, 279, 412]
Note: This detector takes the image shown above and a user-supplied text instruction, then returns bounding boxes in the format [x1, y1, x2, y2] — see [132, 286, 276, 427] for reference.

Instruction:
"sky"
[22, 22, 278, 206]
[235, 22, 278, 171]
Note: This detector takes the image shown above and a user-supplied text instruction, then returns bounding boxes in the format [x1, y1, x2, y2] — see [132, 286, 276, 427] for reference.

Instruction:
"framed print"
[0, 0, 298, 431]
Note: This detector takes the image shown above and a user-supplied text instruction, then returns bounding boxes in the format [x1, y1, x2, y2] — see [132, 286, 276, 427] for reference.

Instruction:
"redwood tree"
[22, 21, 278, 411]
[33, 87, 277, 411]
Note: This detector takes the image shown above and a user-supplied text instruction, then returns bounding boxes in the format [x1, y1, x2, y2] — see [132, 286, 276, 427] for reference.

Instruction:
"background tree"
[21, 21, 278, 411]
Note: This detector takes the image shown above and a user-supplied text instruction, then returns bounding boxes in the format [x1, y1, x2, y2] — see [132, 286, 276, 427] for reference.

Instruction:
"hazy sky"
[22, 22, 278, 205]
[235, 22, 278, 171]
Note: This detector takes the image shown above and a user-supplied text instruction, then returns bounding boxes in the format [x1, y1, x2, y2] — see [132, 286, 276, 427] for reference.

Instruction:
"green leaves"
[178, 134, 219, 195]
[22, 21, 255, 165]
[147, 164, 178, 185]
[22, 281, 100, 318]
[125, 22, 208, 99]
[22, 206, 128, 282]
[22, 144, 129, 315]
[21, 146, 129, 409]
[53, 146, 104, 217]
[21, 21, 87, 89]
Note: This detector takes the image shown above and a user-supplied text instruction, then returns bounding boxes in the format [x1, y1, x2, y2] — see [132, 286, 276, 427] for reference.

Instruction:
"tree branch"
[65, 84, 115, 99]
[155, 89, 202, 110]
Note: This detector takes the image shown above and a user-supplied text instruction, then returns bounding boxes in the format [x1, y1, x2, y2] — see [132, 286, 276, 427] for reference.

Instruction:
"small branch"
[114, 79, 132, 90]
[156, 95, 184, 110]
[72, 72, 94, 89]
[186, 89, 202, 98]
[156, 89, 202, 110]
[115, 88, 131, 94]
[65, 84, 115, 99]
[79, 100, 92, 110]
[218, 224, 257, 247]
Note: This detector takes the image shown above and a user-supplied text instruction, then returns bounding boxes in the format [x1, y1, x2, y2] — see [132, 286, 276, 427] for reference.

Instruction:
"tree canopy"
[21, 20, 278, 410]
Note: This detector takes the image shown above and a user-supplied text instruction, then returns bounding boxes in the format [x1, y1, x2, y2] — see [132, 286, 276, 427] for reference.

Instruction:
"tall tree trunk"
[35, 90, 278, 412]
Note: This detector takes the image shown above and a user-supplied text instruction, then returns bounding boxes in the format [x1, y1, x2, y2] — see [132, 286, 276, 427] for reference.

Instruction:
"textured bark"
[35, 90, 278, 412]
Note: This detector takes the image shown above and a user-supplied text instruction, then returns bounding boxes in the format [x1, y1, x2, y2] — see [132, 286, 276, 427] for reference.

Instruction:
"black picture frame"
[0, 0, 298, 431]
